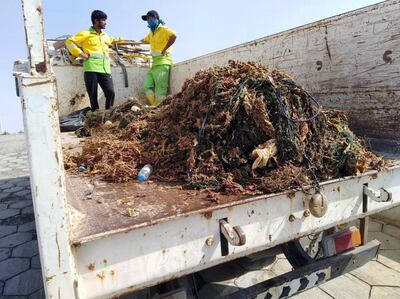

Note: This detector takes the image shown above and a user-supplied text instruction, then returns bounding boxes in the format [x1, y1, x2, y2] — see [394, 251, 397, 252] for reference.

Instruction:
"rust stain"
[87, 263, 95, 271]
[55, 232, 61, 269]
[205, 237, 214, 246]
[46, 275, 55, 282]
[337, 186, 341, 192]
[20, 98, 26, 111]
[324, 26, 332, 61]
[35, 61, 47, 73]
[202, 211, 213, 219]
[110, 270, 115, 277]
[72, 241, 82, 248]
[70, 94, 86, 106]
[96, 271, 105, 280]
[287, 192, 296, 199]
[54, 151, 60, 164]
[289, 214, 296, 222]
[383, 50, 393, 63]
[268, 234, 272, 241]
[103, 259, 108, 265]
[369, 173, 378, 180]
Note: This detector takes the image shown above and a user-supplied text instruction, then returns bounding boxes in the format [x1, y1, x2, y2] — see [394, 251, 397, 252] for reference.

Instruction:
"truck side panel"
[72, 168, 400, 298]
[170, 0, 400, 140]
[53, 65, 148, 117]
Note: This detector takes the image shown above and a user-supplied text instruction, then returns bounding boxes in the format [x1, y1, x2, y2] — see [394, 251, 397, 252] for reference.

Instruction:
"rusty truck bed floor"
[66, 174, 245, 244]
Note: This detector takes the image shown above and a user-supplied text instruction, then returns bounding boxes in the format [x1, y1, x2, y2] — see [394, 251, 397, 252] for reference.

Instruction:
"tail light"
[322, 226, 361, 257]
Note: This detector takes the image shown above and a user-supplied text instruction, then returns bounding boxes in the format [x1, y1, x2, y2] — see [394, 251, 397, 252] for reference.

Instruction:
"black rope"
[196, 104, 214, 155]
[196, 78, 249, 155]
[303, 152, 321, 192]
[275, 79, 321, 123]
[227, 78, 249, 112]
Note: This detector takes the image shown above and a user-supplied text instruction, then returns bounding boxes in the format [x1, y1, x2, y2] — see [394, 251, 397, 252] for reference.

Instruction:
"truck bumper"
[225, 239, 380, 299]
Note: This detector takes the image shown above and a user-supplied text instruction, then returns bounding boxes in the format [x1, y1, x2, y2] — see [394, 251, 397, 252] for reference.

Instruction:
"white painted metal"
[53, 65, 149, 117]
[73, 167, 400, 298]
[364, 185, 392, 202]
[21, 0, 48, 73]
[15, 0, 400, 298]
[220, 220, 245, 246]
[18, 0, 78, 298]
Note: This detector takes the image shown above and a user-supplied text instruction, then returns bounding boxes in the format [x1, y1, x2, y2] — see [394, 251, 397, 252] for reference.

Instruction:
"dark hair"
[91, 10, 107, 25]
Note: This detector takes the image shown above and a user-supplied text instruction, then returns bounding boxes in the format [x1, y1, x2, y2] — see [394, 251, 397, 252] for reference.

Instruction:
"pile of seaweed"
[66, 61, 384, 194]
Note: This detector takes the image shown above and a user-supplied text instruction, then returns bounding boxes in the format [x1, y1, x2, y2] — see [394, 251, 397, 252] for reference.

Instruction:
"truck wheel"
[281, 231, 326, 268]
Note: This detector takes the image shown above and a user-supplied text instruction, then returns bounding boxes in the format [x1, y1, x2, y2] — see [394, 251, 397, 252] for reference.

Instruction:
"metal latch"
[220, 220, 246, 246]
[363, 186, 392, 202]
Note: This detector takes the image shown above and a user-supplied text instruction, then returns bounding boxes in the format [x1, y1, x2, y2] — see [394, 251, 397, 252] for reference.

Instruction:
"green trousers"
[143, 64, 171, 106]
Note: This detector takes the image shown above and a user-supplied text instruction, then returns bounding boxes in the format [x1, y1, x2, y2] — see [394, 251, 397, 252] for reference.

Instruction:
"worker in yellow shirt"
[141, 10, 177, 106]
[66, 10, 122, 111]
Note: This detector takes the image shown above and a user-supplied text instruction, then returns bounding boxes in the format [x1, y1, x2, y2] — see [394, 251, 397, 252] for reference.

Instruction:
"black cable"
[303, 152, 321, 192]
[196, 77, 248, 155]
[227, 78, 249, 112]
[196, 105, 213, 155]
[275, 79, 321, 123]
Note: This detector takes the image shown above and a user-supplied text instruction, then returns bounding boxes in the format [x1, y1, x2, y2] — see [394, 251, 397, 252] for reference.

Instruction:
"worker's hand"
[79, 53, 89, 60]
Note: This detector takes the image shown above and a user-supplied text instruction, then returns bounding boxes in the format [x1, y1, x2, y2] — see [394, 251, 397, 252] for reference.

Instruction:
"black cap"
[141, 10, 159, 21]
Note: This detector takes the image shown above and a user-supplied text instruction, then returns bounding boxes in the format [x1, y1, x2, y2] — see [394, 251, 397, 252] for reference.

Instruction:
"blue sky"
[0, 0, 381, 133]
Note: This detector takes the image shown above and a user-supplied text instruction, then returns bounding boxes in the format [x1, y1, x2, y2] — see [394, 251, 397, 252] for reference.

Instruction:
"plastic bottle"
[137, 164, 153, 182]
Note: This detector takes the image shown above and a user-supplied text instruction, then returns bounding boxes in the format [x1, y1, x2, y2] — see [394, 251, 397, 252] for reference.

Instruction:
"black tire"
[281, 240, 314, 268]
[281, 230, 327, 269]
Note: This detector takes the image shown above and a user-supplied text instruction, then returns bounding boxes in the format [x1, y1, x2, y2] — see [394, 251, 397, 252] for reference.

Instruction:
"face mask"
[147, 19, 159, 31]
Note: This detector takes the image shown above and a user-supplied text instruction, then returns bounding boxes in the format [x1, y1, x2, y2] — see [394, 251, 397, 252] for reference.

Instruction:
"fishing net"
[66, 61, 384, 194]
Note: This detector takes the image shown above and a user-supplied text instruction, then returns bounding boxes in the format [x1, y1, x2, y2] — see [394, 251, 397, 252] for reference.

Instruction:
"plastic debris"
[137, 164, 153, 182]
[83, 190, 92, 200]
[131, 105, 141, 112]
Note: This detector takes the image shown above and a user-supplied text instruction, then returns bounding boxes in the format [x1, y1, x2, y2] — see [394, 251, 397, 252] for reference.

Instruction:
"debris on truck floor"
[65, 61, 384, 194]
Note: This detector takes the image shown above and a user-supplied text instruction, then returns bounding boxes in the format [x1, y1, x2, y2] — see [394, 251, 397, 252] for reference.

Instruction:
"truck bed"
[62, 132, 244, 243]
[67, 175, 244, 244]
[63, 132, 400, 245]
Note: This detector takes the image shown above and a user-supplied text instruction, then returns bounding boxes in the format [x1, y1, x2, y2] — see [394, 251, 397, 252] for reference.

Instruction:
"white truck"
[13, 0, 400, 298]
